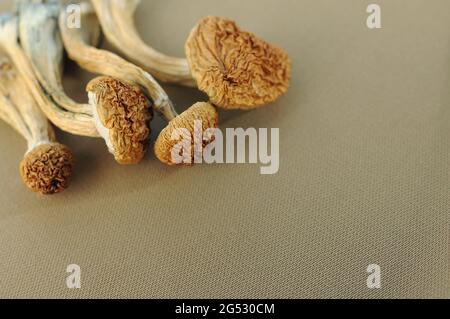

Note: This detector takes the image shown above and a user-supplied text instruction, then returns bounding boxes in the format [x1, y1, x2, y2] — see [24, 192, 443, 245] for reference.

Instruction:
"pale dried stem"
[0, 83, 31, 142]
[59, 2, 178, 121]
[0, 54, 52, 152]
[90, 0, 195, 87]
[90, 1, 291, 110]
[17, 0, 93, 115]
[0, 13, 99, 137]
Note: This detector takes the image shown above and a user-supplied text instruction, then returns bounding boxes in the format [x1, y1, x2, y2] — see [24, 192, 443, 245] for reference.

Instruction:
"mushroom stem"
[0, 80, 50, 152]
[17, 0, 93, 116]
[59, 2, 178, 121]
[0, 54, 74, 195]
[0, 13, 98, 137]
[0, 57, 30, 140]
[154, 102, 219, 166]
[0, 88, 31, 142]
[90, 0, 195, 87]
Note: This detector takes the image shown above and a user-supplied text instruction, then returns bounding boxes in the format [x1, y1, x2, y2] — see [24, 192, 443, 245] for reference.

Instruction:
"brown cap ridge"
[185, 16, 291, 109]
[20, 143, 74, 195]
[87, 76, 152, 165]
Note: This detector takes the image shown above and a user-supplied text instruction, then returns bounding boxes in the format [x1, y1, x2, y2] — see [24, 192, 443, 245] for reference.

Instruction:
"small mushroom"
[0, 54, 74, 195]
[154, 102, 218, 165]
[87, 76, 152, 165]
[0, 12, 152, 165]
[90, 0, 291, 109]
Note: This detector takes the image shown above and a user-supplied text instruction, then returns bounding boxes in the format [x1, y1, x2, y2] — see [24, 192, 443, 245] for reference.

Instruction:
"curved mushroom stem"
[17, 0, 93, 116]
[0, 89, 31, 142]
[90, 0, 195, 87]
[0, 54, 74, 195]
[59, 2, 178, 121]
[0, 13, 99, 137]
[0, 56, 52, 152]
[0, 57, 30, 140]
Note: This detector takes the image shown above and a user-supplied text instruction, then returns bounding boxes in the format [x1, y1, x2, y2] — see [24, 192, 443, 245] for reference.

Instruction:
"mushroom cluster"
[90, 0, 291, 109]
[0, 0, 291, 194]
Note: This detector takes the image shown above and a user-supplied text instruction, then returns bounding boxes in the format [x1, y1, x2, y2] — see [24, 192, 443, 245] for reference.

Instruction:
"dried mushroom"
[0, 54, 74, 195]
[60, 3, 219, 166]
[185, 16, 291, 109]
[154, 102, 218, 165]
[87, 76, 152, 165]
[90, 0, 291, 109]
[0, 12, 152, 165]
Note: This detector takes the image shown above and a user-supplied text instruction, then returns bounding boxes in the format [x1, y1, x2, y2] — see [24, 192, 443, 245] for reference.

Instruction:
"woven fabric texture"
[0, 0, 448, 298]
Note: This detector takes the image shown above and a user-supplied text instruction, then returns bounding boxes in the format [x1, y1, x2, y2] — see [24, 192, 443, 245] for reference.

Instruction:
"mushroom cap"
[155, 102, 218, 165]
[87, 76, 152, 165]
[185, 16, 291, 110]
[20, 143, 74, 195]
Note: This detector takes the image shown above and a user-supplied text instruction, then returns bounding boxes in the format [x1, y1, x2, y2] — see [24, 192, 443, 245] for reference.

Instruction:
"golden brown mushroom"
[87, 76, 152, 165]
[59, 3, 219, 166]
[0, 12, 152, 165]
[154, 102, 218, 165]
[20, 143, 74, 195]
[90, 0, 194, 87]
[90, 0, 291, 109]
[0, 54, 74, 195]
[185, 16, 291, 109]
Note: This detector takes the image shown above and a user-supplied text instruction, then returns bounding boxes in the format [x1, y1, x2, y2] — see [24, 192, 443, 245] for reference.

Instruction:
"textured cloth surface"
[0, 0, 449, 298]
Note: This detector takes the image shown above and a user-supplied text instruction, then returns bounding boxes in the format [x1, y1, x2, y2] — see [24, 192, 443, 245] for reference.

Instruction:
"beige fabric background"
[0, 0, 449, 299]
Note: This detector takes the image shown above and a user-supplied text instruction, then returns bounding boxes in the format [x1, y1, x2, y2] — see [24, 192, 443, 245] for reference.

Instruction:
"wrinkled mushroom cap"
[185, 16, 291, 109]
[155, 102, 218, 165]
[87, 76, 152, 165]
[20, 143, 74, 195]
